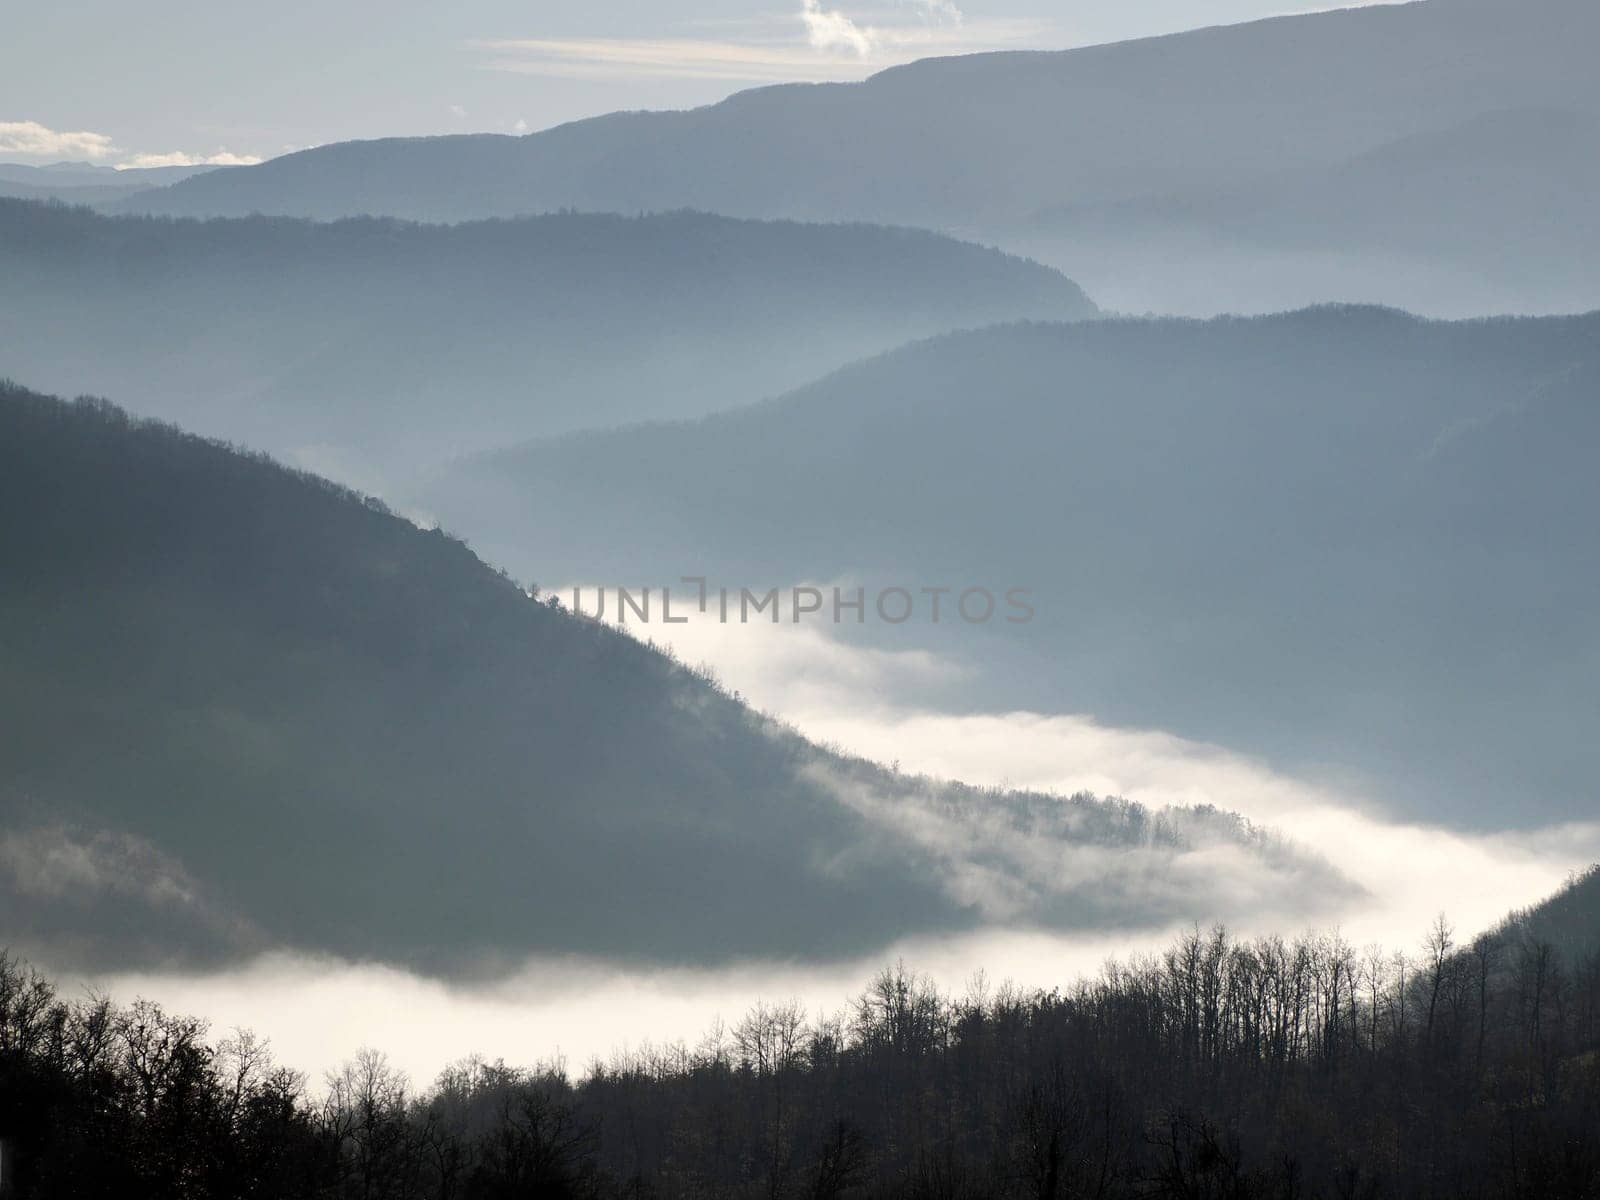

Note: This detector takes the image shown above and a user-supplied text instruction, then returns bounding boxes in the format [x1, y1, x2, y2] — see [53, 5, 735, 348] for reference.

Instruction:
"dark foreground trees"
[3, 870, 1599, 1198]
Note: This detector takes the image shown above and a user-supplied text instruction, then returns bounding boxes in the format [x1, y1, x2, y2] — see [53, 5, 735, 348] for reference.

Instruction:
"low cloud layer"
[601, 591, 1600, 949]
[1, 823, 198, 906]
[115, 150, 263, 169]
[0, 817, 258, 968]
[800, 759, 1350, 930]
[54, 593, 1597, 1089]
[15, 572, 1592, 1086]
[0, 119, 115, 160]
[0, 118, 260, 169]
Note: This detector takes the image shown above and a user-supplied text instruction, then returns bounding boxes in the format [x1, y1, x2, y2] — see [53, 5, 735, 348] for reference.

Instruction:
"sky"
[1, 0, 1393, 169]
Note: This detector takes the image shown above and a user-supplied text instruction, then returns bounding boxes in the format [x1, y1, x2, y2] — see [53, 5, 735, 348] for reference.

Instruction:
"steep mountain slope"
[1494, 866, 1600, 967]
[110, 0, 1600, 312]
[0, 382, 1337, 975]
[0, 200, 1093, 480]
[420, 307, 1600, 829]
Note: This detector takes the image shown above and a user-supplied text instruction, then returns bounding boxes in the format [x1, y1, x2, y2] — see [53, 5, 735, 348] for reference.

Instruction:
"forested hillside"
[0, 382, 1327, 975]
[422, 306, 1600, 828]
[0, 200, 1093, 477]
[1495, 866, 1600, 968]
[3, 869, 1597, 1197]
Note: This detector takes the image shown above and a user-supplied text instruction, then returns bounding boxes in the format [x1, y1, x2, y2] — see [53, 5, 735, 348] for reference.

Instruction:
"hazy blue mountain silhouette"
[0, 161, 210, 187]
[0, 160, 214, 206]
[421, 306, 1600, 831]
[109, 0, 1600, 312]
[0, 382, 1338, 975]
[0, 199, 1093, 481]
[1013, 106, 1600, 315]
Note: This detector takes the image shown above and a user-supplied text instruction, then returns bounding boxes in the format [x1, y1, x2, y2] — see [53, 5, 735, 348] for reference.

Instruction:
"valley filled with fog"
[79, 595, 1600, 1083]
[4, 0, 1599, 1195]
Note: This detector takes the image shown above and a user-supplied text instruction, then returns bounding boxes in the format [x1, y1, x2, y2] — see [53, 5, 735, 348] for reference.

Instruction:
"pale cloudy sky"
[1, 0, 1395, 168]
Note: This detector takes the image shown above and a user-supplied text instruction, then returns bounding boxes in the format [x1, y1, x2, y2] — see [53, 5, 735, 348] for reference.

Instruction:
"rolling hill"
[0, 199, 1094, 482]
[0, 160, 213, 206]
[0, 381, 1336, 976]
[419, 306, 1600, 829]
[1494, 865, 1600, 967]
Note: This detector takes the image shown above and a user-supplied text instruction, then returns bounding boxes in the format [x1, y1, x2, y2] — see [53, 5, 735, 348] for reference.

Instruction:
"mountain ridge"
[418, 305, 1600, 830]
[103, 0, 1600, 314]
[0, 380, 1340, 977]
[0, 198, 1094, 479]
[115, 0, 1600, 225]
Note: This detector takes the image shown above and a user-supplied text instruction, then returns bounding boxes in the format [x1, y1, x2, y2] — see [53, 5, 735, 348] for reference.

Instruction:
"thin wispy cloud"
[478, 3, 1046, 85]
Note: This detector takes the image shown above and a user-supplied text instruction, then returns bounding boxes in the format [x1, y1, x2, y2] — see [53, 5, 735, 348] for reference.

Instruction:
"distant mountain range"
[0, 199, 1093, 480]
[0, 160, 215, 206]
[1040, 106, 1600, 264]
[0, 382, 1338, 975]
[1006, 105, 1600, 315]
[420, 305, 1600, 829]
[107, 0, 1600, 314]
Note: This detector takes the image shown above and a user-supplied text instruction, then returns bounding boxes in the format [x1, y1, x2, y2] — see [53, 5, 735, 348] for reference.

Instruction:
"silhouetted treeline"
[5, 868, 1598, 1199]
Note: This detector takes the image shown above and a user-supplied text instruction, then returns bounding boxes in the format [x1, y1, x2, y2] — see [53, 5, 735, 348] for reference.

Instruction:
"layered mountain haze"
[6, 0, 1600, 1190]
[1054, 107, 1600, 263]
[0, 383, 1341, 976]
[115, 0, 1600, 225]
[421, 306, 1600, 829]
[0, 199, 1093, 480]
[1009, 105, 1600, 315]
[0, 160, 218, 206]
[109, 0, 1600, 314]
